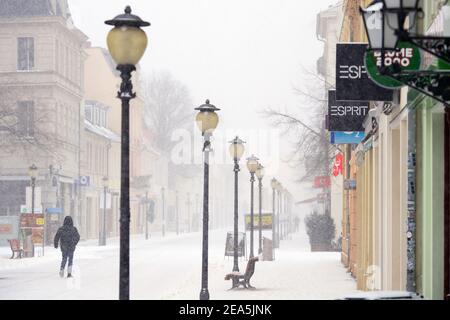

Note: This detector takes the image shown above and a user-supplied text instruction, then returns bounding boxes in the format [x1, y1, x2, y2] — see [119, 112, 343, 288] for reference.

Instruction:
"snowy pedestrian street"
[0, 226, 357, 300]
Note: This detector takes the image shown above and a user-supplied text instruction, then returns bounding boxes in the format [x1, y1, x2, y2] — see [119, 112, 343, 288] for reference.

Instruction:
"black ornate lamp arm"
[406, 36, 450, 66]
[385, 69, 450, 107]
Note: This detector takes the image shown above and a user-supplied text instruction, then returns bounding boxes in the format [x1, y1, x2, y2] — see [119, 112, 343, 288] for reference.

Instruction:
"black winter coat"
[54, 216, 80, 252]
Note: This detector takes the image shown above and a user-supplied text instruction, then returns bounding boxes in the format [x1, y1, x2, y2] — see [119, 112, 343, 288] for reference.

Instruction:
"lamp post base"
[199, 288, 210, 300]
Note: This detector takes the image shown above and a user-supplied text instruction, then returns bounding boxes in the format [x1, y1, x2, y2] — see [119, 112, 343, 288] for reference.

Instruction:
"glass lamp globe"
[361, 1, 398, 51]
[195, 100, 220, 135]
[28, 164, 38, 179]
[255, 164, 265, 179]
[229, 136, 245, 161]
[246, 155, 260, 174]
[105, 6, 150, 66]
[271, 178, 278, 189]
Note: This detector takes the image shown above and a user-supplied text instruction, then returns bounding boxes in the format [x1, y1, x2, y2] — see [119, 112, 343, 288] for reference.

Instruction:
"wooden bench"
[8, 239, 23, 259]
[225, 256, 259, 289]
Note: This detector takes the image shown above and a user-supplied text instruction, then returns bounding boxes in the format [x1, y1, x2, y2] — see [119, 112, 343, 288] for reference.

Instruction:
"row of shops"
[318, 0, 450, 299]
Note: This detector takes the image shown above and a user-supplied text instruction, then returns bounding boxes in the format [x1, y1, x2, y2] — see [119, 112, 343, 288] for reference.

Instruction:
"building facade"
[0, 0, 87, 243]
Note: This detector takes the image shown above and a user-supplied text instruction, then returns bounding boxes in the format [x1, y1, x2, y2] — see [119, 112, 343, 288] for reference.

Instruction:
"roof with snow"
[84, 119, 120, 143]
[0, 0, 70, 18]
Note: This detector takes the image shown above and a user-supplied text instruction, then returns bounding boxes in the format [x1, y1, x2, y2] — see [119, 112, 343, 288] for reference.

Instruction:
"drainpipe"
[406, 104, 417, 292]
[346, 144, 351, 269]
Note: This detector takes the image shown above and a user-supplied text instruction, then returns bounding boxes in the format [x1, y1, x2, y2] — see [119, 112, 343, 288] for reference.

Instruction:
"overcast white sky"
[69, 0, 339, 204]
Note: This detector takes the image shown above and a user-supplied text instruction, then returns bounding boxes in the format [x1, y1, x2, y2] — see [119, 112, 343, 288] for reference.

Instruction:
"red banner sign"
[333, 153, 344, 177]
[0, 224, 12, 234]
[314, 176, 331, 188]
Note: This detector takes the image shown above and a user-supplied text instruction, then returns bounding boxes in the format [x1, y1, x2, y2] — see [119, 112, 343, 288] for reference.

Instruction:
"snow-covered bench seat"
[225, 256, 259, 289]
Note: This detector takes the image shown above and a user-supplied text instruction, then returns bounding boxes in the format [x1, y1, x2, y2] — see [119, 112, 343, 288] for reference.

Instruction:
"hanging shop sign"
[336, 43, 394, 101]
[224, 232, 246, 257]
[330, 131, 365, 144]
[78, 175, 90, 187]
[46, 208, 62, 222]
[333, 153, 344, 177]
[328, 90, 369, 132]
[365, 42, 422, 89]
[314, 176, 331, 188]
[20, 205, 43, 214]
[344, 179, 357, 190]
[244, 213, 273, 231]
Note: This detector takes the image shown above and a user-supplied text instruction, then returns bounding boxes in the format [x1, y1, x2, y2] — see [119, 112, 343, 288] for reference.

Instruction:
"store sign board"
[20, 205, 43, 214]
[244, 213, 273, 230]
[224, 232, 246, 257]
[314, 176, 331, 188]
[344, 179, 357, 190]
[336, 43, 393, 101]
[330, 131, 365, 144]
[365, 42, 421, 89]
[328, 90, 369, 132]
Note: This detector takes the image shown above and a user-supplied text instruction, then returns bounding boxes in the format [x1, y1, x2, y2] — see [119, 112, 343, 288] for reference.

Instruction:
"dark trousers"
[60, 250, 74, 270]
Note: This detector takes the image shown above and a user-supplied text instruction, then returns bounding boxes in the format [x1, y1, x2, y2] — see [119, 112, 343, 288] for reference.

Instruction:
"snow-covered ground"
[0, 225, 358, 300]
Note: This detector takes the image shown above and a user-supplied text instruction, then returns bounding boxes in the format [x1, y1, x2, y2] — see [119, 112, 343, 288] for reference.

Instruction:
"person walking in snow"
[54, 216, 80, 278]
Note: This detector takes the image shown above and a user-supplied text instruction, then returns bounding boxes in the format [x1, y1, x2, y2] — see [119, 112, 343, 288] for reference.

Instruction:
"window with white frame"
[17, 37, 35, 71]
[85, 104, 93, 122]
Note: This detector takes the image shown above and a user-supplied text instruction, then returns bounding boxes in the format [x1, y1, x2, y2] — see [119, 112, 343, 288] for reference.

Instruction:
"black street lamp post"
[256, 163, 264, 255]
[145, 191, 149, 240]
[28, 164, 38, 217]
[228, 136, 245, 285]
[282, 196, 285, 239]
[279, 188, 283, 240]
[105, 6, 150, 301]
[176, 190, 179, 235]
[162, 187, 165, 237]
[186, 193, 191, 233]
[195, 193, 199, 232]
[277, 181, 282, 244]
[195, 99, 220, 301]
[271, 178, 278, 249]
[99, 176, 109, 246]
[28, 164, 38, 256]
[246, 155, 259, 259]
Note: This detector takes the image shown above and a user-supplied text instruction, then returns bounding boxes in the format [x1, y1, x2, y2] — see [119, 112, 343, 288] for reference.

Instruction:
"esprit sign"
[339, 65, 367, 79]
[336, 43, 393, 101]
[328, 90, 369, 132]
[329, 104, 369, 117]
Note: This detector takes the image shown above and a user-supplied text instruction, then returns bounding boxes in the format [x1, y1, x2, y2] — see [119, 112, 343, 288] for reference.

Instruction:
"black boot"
[67, 266, 72, 278]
